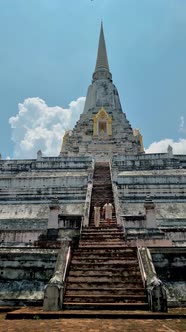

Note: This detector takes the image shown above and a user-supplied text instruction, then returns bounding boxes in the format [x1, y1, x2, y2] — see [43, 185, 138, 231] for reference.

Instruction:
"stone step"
[74, 248, 136, 255]
[67, 276, 141, 283]
[91, 195, 114, 197]
[64, 294, 147, 303]
[80, 237, 123, 242]
[80, 235, 124, 240]
[91, 200, 113, 203]
[91, 196, 113, 199]
[91, 195, 113, 197]
[70, 265, 139, 271]
[75, 246, 136, 251]
[82, 228, 120, 233]
[83, 227, 121, 231]
[80, 238, 124, 242]
[91, 194, 113, 196]
[63, 302, 149, 311]
[93, 178, 112, 179]
[92, 183, 112, 185]
[86, 220, 116, 223]
[90, 217, 116, 220]
[79, 244, 128, 248]
[90, 216, 116, 218]
[92, 189, 112, 191]
[82, 228, 118, 232]
[72, 254, 136, 259]
[6, 308, 186, 319]
[80, 235, 122, 240]
[92, 182, 112, 184]
[93, 183, 112, 185]
[81, 235, 121, 239]
[68, 268, 141, 275]
[89, 217, 116, 219]
[82, 226, 119, 230]
[63, 162, 146, 310]
[88, 218, 117, 222]
[92, 187, 112, 189]
[66, 279, 143, 289]
[70, 259, 137, 264]
[81, 232, 121, 236]
[74, 251, 136, 257]
[81, 228, 121, 233]
[91, 188, 112, 191]
[92, 189, 112, 192]
[91, 191, 113, 194]
[68, 271, 140, 278]
[89, 218, 116, 221]
[93, 182, 112, 184]
[65, 288, 145, 296]
[91, 198, 113, 201]
[85, 231, 120, 234]
[66, 281, 143, 288]
[79, 242, 125, 247]
[92, 189, 114, 192]
[89, 216, 116, 219]
[88, 225, 118, 228]
[92, 182, 112, 185]
[71, 259, 138, 265]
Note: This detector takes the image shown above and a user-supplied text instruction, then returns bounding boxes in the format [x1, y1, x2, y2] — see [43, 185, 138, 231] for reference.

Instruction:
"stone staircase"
[90, 161, 115, 226]
[63, 162, 148, 310]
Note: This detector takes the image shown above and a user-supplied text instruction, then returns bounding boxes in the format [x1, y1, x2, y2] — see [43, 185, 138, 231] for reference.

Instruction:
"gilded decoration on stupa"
[93, 107, 112, 136]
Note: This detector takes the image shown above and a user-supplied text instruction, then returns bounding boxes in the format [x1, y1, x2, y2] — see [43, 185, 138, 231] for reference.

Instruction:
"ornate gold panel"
[93, 107, 112, 136]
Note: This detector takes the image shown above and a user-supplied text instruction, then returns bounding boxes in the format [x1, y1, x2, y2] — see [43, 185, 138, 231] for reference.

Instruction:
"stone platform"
[1, 311, 186, 332]
[5, 306, 186, 320]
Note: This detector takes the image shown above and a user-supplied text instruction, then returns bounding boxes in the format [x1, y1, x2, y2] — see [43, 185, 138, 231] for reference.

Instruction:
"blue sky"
[0, 0, 186, 158]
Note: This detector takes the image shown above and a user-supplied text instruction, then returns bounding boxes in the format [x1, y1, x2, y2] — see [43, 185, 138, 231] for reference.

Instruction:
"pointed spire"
[95, 22, 110, 72]
[92, 22, 112, 82]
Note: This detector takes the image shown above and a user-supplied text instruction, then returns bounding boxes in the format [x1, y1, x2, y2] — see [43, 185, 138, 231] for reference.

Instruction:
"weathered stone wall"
[163, 230, 186, 242]
[112, 153, 186, 170]
[0, 172, 88, 203]
[0, 157, 93, 240]
[0, 230, 42, 244]
[0, 157, 92, 205]
[0, 219, 47, 230]
[0, 203, 84, 220]
[0, 156, 93, 172]
[119, 202, 186, 219]
[151, 248, 186, 306]
[112, 153, 186, 246]
[0, 248, 58, 305]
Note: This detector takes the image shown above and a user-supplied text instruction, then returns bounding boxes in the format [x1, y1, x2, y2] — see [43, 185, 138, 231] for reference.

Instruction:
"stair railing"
[43, 241, 72, 311]
[79, 216, 84, 241]
[83, 158, 95, 227]
[109, 160, 122, 225]
[137, 247, 167, 312]
[62, 245, 71, 284]
[137, 247, 147, 288]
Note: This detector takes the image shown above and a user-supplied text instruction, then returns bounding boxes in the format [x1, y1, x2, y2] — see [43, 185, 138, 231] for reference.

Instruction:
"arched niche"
[93, 107, 112, 136]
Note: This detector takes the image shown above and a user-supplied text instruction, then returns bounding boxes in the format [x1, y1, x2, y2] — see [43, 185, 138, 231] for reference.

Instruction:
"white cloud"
[145, 138, 186, 154]
[145, 116, 186, 154]
[9, 98, 186, 158]
[9, 97, 85, 158]
[179, 115, 185, 133]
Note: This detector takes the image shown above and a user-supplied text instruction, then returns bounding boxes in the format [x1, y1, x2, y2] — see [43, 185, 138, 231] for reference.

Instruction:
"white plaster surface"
[121, 202, 186, 219]
[0, 203, 84, 219]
